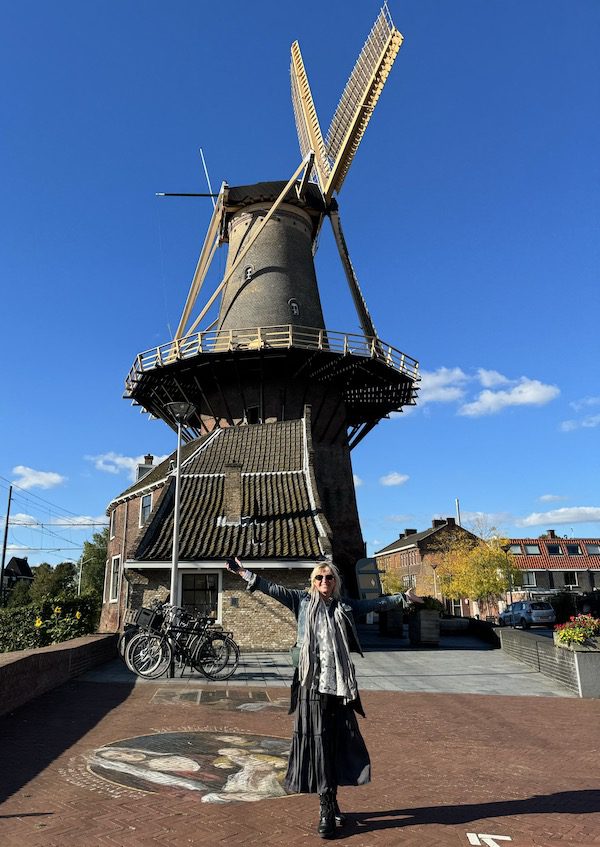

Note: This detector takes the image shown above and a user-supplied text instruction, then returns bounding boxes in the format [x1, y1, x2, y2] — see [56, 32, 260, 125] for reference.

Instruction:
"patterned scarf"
[298, 592, 358, 704]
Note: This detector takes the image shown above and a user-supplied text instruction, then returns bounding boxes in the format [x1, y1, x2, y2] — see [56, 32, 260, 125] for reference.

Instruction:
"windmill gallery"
[100, 5, 420, 649]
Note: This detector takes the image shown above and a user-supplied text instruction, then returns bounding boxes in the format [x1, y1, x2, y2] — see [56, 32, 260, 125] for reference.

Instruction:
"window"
[522, 572, 537, 586]
[508, 544, 522, 555]
[524, 544, 540, 555]
[246, 406, 260, 424]
[109, 556, 120, 602]
[109, 509, 116, 540]
[244, 265, 254, 282]
[585, 543, 600, 555]
[546, 544, 562, 556]
[564, 572, 578, 587]
[181, 572, 219, 619]
[288, 298, 300, 316]
[402, 574, 416, 589]
[139, 493, 152, 526]
[566, 544, 582, 556]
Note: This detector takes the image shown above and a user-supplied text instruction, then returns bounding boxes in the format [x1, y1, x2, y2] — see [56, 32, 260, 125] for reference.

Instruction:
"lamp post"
[165, 402, 196, 606]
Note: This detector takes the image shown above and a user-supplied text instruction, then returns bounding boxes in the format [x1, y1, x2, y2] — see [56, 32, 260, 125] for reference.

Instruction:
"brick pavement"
[1, 675, 599, 847]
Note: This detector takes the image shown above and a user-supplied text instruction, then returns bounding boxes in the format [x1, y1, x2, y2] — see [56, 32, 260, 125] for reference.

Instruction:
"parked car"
[498, 601, 556, 629]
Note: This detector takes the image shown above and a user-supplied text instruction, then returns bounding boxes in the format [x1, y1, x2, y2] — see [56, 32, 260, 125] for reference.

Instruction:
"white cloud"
[87, 452, 168, 482]
[560, 413, 600, 432]
[353, 474, 363, 488]
[379, 472, 409, 487]
[10, 512, 108, 528]
[12, 466, 66, 490]
[476, 368, 511, 388]
[570, 396, 600, 413]
[418, 367, 468, 405]
[459, 378, 560, 417]
[538, 494, 567, 503]
[518, 506, 600, 527]
[385, 514, 414, 523]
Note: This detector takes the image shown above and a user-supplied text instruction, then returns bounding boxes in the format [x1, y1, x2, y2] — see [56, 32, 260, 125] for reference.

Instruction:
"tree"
[29, 562, 77, 604]
[6, 579, 32, 607]
[435, 532, 520, 617]
[79, 527, 108, 602]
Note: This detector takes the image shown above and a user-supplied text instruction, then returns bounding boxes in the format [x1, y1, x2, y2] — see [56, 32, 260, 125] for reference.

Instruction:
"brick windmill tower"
[102, 4, 419, 648]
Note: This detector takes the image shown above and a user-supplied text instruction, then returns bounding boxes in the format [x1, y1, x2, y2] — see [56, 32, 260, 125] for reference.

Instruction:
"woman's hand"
[405, 587, 425, 604]
[226, 556, 243, 575]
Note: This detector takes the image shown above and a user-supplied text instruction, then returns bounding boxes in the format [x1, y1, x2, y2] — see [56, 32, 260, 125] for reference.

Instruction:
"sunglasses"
[314, 574, 335, 583]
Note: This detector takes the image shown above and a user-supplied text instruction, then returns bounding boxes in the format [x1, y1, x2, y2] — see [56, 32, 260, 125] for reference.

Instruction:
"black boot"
[318, 790, 336, 839]
[333, 792, 345, 827]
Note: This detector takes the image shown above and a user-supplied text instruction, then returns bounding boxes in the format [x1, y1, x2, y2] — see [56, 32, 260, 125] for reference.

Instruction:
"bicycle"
[125, 605, 240, 681]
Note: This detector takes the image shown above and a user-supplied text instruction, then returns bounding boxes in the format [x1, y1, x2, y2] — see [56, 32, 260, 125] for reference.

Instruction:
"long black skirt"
[284, 685, 371, 795]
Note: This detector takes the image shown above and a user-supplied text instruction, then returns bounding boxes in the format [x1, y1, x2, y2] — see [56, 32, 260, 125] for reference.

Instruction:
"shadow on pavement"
[0, 675, 135, 806]
[342, 790, 600, 834]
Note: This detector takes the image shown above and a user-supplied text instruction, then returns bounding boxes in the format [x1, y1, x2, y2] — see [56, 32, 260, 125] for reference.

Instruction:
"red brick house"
[374, 518, 479, 616]
[506, 529, 600, 599]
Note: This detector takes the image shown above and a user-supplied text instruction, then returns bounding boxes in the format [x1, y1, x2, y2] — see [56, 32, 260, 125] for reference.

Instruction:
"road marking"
[467, 834, 512, 846]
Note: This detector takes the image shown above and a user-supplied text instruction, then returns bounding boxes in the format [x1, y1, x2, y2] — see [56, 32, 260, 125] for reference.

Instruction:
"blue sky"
[1, 0, 599, 565]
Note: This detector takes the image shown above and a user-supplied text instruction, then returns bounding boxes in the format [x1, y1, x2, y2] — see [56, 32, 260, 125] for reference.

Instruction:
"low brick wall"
[0, 634, 118, 717]
[499, 628, 584, 696]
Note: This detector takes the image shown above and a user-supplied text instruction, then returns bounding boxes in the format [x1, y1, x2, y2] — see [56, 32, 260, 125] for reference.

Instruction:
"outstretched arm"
[225, 557, 304, 615]
[349, 586, 425, 615]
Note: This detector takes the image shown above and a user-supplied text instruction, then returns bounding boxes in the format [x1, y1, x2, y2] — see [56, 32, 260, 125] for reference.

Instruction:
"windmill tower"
[122, 4, 419, 596]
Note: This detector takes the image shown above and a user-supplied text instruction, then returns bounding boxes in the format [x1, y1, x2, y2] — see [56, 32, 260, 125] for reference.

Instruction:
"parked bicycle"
[123, 604, 240, 681]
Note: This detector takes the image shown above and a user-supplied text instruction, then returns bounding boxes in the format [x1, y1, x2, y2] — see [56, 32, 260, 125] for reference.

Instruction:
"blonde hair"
[309, 562, 342, 599]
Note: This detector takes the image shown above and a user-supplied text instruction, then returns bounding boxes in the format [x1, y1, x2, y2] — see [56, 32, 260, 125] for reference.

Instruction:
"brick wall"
[0, 634, 117, 717]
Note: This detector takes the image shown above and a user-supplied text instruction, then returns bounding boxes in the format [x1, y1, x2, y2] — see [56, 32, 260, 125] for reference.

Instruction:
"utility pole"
[0, 485, 13, 606]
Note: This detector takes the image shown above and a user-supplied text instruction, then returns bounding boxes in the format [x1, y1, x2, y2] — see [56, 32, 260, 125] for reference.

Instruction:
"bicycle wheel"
[195, 634, 240, 681]
[118, 625, 138, 660]
[126, 631, 172, 679]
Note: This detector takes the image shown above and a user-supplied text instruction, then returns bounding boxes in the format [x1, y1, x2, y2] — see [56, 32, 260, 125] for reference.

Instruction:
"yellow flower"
[75, 610, 82, 620]
[53, 606, 62, 616]
[35, 618, 43, 628]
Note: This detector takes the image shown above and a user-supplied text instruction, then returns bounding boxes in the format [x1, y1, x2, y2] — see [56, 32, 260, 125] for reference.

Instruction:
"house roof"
[374, 519, 471, 556]
[508, 537, 600, 570]
[130, 419, 328, 563]
[5, 556, 33, 579]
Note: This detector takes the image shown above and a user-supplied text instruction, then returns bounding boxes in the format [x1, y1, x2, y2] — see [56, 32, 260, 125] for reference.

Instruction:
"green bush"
[0, 593, 98, 653]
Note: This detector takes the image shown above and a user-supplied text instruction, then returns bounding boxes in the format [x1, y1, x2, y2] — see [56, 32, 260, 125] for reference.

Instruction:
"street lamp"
[165, 402, 196, 606]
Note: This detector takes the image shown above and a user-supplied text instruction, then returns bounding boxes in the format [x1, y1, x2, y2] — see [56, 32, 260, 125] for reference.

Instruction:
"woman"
[227, 558, 423, 839]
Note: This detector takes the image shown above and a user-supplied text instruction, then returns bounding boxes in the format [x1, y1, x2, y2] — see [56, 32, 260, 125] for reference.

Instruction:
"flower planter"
[553, 633, 600, 652]
[409, 609, 440, 646]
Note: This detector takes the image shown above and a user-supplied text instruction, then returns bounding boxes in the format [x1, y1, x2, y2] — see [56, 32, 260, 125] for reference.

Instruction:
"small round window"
[288, 298, 300, 316]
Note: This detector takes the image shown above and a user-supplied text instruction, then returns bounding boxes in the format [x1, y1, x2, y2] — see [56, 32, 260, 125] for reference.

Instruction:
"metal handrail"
[125, 324, 419, 395]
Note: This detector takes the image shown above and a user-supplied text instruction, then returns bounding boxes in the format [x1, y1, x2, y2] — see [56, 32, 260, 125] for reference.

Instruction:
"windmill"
[122, 3, 419, 591]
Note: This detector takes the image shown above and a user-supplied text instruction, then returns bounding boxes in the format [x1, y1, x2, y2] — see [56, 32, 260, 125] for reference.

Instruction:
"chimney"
[404, 528, 417, 536]
[446, 517, 456, 526]
[432, 519, 445, 528]
[136, 454, 155, 481]
[224, 463, 243, 523]
[547, 529, 556, 539]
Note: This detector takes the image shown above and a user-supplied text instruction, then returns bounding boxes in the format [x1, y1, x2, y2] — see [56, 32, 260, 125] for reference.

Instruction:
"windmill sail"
[323, 4, 403, 201]
[290, 41, 331, 190]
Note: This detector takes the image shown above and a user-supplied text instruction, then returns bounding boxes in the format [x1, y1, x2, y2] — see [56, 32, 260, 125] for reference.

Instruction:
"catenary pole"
[0, 485, 13, 606]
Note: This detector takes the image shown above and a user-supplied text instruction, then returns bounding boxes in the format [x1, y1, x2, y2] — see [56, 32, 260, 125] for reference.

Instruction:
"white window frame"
[563, 571, 578, 587]
[524, 544, 541, 555]
[585, 543, 600, 555]
[109, 555, 121, 602]
[522, 571, 537, 586]
[109, 509, 116, 540]
[565, 543, 582, 556]
[139, 493, 152, 527]
[508, 544, 522, 555]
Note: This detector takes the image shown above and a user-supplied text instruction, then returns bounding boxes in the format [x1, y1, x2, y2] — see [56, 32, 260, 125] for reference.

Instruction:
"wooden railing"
[125, 324, 419, 395]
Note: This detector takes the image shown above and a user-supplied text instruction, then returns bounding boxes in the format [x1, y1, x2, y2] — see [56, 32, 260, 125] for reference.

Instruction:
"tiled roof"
[374, 521, 475, 556]
[509, 537, 600, 570]
[184, 421, 304, 474]
[132, 419, 325, 562]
